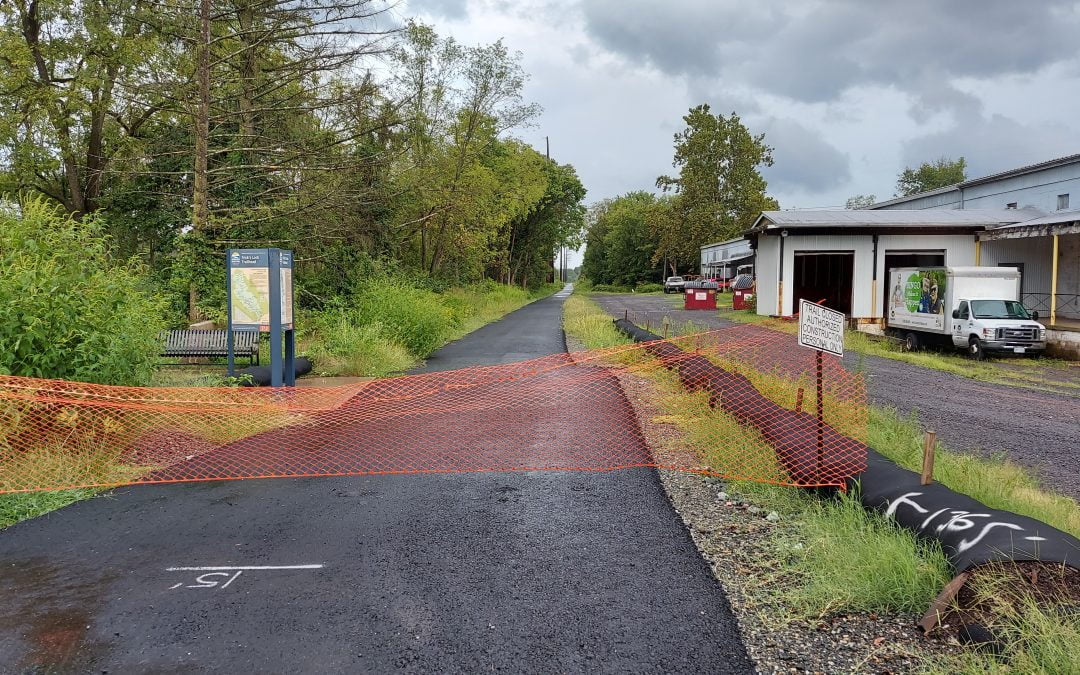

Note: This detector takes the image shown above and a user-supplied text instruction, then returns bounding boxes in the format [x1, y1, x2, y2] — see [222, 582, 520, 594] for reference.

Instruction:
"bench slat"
[160, 329, 260, 361]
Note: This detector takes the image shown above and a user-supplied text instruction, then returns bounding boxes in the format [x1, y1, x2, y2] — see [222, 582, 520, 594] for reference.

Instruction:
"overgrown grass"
[0, 438, 149, 529]
[930, 572, 1080, 675]
[563, 293, 631, 349]
[303, 278, 559, 376]
[0, 488, 103, 529]
[868, 407, 1080, 538]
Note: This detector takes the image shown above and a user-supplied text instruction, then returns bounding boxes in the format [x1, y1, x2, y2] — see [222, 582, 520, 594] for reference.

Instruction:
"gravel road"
[592, 293, 1080, 501]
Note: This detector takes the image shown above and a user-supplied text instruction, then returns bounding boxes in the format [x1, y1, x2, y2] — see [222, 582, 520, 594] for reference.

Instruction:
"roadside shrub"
[305, 308, 414, 376]
[0, 198, 166, 385]
[635, 282, 664, 293]
[591, 284, 631, 293]
[350, 276, 454, 356]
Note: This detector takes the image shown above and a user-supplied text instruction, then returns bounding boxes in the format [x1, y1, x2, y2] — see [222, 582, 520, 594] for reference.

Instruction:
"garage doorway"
[793, 252, 854, 314]
[883, 251, 945, 317]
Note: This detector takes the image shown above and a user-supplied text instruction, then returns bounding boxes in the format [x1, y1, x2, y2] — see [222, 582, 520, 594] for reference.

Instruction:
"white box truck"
[886, 266, 1046, 359]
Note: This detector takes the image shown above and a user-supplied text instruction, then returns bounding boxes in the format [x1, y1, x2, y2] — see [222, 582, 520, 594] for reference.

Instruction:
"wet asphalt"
[592, 293, 1080, 501]
[0, 287, 753, 673]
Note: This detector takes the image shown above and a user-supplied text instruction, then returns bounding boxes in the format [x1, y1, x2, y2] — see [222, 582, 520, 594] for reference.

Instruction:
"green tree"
[845, 194, 877, 209]
[580, 192, 660, 286]
[655, 104, 777, 272]
[0, 0, 163, 216]
[389, 22, 542, 279]
[895, 157, 966, 197]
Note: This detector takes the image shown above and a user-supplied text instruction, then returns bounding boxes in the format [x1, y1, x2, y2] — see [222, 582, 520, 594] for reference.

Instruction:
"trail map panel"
[798, 299, 844, 357]
[229, 249, 271, 331]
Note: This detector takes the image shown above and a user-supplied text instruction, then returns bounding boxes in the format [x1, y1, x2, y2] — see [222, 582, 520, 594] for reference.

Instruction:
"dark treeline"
[0, 2, 584, 322]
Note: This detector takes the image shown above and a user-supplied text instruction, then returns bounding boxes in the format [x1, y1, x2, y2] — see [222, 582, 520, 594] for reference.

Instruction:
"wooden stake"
[921, 430, 937, 485]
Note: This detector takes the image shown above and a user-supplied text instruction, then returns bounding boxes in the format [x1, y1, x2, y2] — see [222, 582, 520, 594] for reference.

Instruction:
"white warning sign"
[798, 299, 844, 357]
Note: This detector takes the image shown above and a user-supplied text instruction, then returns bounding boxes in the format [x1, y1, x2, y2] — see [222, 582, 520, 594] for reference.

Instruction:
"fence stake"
[921, 431, 937, 485]
[815, 350, 824, 482]
[795, 387, 804, 413]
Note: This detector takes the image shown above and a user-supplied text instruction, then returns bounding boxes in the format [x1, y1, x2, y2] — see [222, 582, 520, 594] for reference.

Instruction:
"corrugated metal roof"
[961, 153, 1080, 188]
[869, 186, 959, 209]
[996, 209, 1080, 227]
[753, 209, 1038, 230]
[700, 236, 750, 249]
[870, 153, 1080, 208]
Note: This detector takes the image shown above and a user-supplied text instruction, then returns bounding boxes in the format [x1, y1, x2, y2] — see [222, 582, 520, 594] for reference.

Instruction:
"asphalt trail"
[0, 288, 752, 673]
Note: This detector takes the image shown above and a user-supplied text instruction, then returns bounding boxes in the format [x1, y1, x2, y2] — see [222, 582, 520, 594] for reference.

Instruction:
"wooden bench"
[160, 330, 260, 366]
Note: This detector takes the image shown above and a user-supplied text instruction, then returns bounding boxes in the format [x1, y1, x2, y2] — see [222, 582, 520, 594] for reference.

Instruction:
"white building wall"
[875, 234, 978, 318]
[962, 167, 1080, 212]
[981, 238, 1054, 306]
[776, 235, 873, 317]
[877, 191, 962, 210]
[754, 235, 779, 315]
[757, 233, 980, 318]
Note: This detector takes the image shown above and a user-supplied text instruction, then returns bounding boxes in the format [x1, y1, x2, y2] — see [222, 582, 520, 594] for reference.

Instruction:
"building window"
[1058, 194, 1070, 210]
[1005, 202, 1017, 209]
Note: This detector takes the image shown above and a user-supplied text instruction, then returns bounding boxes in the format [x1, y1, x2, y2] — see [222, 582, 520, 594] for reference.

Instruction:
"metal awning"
[980, 211, 1080, 240]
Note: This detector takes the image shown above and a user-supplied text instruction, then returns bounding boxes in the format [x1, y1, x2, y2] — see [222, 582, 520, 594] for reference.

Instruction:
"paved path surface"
[0, 287, 752, 673]
[593, 293, 1080, 501]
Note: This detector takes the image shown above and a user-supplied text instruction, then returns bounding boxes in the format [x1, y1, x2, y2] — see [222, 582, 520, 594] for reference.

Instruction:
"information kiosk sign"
[226, 248, 295, 386]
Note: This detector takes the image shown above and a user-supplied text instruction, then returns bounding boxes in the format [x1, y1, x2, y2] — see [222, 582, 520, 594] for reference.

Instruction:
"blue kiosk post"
[226, 248, 295, 386]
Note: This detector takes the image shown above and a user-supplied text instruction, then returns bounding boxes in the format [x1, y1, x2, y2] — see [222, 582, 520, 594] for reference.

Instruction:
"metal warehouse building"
[744, 154, 1080, 356]
[746, 209, 1034, 325]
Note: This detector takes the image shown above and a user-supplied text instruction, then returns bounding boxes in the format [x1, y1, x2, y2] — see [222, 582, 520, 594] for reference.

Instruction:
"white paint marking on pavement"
[166, 564, 322, 590]
[165, 564, 324, 571]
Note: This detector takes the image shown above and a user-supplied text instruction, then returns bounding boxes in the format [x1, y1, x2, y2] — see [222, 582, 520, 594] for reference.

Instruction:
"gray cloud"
[582, 0, 1080, 104]
[406, 0, 469, 20]
[901, 113, 1074, 181]
[758, 118, 851, 193]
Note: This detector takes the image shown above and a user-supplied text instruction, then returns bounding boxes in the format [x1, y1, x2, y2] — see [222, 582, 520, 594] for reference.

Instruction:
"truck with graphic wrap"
[886, 266, 1046, 359]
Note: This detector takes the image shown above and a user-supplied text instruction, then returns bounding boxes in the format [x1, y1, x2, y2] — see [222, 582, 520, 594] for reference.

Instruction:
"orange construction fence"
[0, 325, 867, 493]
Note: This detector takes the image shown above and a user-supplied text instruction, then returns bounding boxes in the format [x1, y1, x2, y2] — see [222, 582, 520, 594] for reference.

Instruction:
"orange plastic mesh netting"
[0, 325, 867, 493]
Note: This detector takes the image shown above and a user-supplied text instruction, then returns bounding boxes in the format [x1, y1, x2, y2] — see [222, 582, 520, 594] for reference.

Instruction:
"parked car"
[663, 276, 686, 294]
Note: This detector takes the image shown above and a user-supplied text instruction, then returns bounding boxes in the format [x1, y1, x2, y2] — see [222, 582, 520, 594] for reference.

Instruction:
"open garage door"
[793, 252, 854, 315]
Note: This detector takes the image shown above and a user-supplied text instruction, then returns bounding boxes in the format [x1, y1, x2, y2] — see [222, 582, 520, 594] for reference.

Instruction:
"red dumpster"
[731, 274, 755, 310]
[683, 281, 718, 310]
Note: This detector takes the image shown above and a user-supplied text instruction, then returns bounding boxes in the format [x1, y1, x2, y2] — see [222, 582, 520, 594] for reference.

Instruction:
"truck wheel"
[903, 332, 919, 352]
[968, 336, 986, 361]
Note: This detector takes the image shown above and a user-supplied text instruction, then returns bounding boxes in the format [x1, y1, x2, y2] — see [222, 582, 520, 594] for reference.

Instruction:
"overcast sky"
[396, 0, 1080, 265]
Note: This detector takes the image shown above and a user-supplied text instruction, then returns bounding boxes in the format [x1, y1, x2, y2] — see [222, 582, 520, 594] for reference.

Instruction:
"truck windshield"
[668, 277, 683, 282]
[970, 300, 1031, 320]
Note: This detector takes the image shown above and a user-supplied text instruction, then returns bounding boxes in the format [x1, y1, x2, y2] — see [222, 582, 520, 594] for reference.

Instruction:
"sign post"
[797, 299, 845, 482]
[226, 248, 295, 387]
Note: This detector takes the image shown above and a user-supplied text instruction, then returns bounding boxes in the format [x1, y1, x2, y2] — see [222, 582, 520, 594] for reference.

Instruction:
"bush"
[0, 198, 165, 385]
[349, 276, 455, 356]
[590, 284, 631, 293]
[305, 308, 414, 377]
[635, 282, 664, 293]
